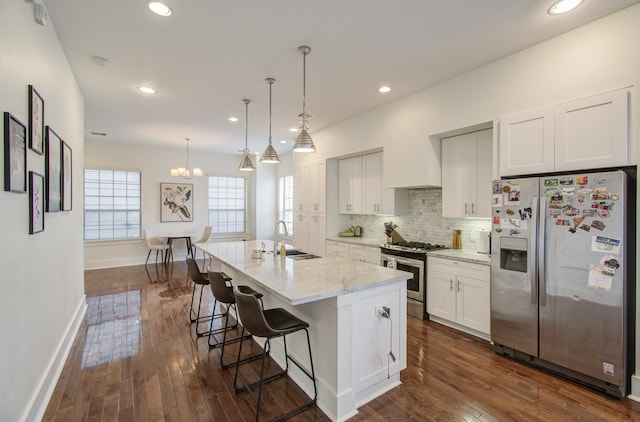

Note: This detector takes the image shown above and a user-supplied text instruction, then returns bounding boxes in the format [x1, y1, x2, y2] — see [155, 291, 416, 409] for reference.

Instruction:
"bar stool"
[232, 286, 317, 422]
[207, 270, 264, 368]
[186, 258, 218, 336]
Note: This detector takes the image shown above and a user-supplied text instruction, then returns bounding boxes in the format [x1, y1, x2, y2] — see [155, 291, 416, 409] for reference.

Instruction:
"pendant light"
[238, 99, 255, 172]
[259, 77, 280, 163]
[170, 138, 202, 178]
[293, 45, 316, 153]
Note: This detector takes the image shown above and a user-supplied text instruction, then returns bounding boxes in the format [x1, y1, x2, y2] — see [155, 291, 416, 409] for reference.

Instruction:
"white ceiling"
[43, 0, 640, 156]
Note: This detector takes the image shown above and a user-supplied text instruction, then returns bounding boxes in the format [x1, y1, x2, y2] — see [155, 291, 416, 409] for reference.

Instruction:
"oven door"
[394, 257, 424, 302]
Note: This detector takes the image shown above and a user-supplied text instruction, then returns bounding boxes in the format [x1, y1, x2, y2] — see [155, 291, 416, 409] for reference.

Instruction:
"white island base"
[198, 241, 408, 422]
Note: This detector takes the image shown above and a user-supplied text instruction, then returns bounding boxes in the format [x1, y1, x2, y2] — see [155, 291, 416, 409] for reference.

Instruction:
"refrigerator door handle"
[538, 196, 547, 307]
[530, 196, 539, 305]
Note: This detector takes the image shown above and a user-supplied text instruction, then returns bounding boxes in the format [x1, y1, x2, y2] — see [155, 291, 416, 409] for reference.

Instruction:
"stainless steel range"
[380, 241, 447, 319]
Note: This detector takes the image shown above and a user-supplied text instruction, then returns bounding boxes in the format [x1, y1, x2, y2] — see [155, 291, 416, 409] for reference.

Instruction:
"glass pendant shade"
[293, 45, 316, 154]
[238, 99, 255, 172]
[260, 77, 280, 163]
[238, 151, 255, 172]
[293, 128, 316, 153]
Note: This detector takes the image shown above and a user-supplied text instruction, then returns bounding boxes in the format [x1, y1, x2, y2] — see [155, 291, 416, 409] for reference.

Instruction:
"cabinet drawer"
[349, 245, 380, 264]
[326, 240, 349, 257]
[428, 257, 489, 281]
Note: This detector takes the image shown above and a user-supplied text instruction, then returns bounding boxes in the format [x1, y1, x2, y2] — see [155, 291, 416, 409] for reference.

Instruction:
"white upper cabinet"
[442, 129, 493, 218]
[338, 156, 363, 214]
[500, 87, 631, 177]
[554, 89, 629, 172]
[294, 163, 309, 212]
[308, 160, 326, 213]
[499, 107, 555, 177]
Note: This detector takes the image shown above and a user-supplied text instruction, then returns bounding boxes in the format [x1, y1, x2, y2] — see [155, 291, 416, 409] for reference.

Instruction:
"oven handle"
[392, 256, 424, 269]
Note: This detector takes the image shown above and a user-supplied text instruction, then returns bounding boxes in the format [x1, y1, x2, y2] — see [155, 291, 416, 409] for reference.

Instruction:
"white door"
[363, 152, 382, 214]
[474, 130, 493, 218]
[309, 160, 326, 213]
[499, 107, 555, 177]
[554, 88, 629, 172]
[294, 164, 309, 212]
[456, 275, 490, 334]
[293, 213, 309, 251]
[427, 270, 456, 322]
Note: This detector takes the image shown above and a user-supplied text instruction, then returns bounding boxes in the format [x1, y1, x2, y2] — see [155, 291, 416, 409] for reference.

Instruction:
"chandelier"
[170, 138, 202, 178]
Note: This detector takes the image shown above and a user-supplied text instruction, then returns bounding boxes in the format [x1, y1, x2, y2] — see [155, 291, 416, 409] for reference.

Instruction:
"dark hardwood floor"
[43, 260, 640, 421]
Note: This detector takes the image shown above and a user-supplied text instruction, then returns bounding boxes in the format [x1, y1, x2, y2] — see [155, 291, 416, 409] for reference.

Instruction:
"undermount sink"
[286, 253, 321, 260]
[285, 249, 308, 256]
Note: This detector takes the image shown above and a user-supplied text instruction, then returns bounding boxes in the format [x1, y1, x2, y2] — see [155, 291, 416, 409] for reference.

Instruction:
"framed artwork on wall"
[29, 171, 45, 234]
[45, 126, 62, 212]
[4, 112, 27, 193]
[28, 85, 45, 155]
[160, 183, 193, 222]
[61, 140, 72, 211]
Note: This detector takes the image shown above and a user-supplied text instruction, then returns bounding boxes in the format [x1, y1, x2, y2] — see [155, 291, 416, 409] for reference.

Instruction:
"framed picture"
[61, 141, 72, 211]
[4, 112, 27, 193]
[161, 183, 193, 222]
[28, 85, 44, 155]
[45, 126, 62, 212]
[29, 171, 45, 234]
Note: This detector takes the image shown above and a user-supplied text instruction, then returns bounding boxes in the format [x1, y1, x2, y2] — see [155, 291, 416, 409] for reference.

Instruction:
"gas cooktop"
[381, 241, 448, 253]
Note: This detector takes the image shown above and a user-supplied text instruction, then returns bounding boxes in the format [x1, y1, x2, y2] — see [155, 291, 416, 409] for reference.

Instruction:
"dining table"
[159, 232, 198, 264]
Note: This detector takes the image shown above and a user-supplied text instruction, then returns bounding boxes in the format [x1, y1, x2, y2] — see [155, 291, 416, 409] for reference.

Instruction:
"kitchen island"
[197, 240, 410, 422]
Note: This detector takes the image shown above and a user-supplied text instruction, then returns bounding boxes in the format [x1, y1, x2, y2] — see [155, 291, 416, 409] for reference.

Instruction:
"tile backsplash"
[347, 188, 490, 250]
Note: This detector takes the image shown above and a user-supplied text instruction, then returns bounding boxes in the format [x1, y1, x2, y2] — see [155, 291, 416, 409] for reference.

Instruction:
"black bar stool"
[186, 257, 219, 336]
[207, 270, 264, 368]
[232, 286, 317, 422]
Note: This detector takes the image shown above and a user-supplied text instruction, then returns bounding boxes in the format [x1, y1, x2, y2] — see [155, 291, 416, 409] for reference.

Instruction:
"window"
[278, 175, 293, 235]
[84, 169, 141, 240]
[208, 176, 247, 233]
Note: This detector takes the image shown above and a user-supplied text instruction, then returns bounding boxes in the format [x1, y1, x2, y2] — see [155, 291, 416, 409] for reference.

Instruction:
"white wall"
[0, 3, 85, 421]
[311, 4, 640, 188]
[309, 3, 640, 399]
[84, 139, 277, 268]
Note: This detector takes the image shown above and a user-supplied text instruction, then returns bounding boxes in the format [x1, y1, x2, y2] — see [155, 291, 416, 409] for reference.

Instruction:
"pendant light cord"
[244, 99, 250, 152]
[268, 79, 273, 145]
[302, 49, 307, 117]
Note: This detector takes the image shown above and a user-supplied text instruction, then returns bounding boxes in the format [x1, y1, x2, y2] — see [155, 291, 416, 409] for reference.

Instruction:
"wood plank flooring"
[43, 260, 640, 421]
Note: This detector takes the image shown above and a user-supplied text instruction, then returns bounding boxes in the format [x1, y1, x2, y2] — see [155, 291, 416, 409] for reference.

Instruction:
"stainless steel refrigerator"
[490, 169, 634, 398]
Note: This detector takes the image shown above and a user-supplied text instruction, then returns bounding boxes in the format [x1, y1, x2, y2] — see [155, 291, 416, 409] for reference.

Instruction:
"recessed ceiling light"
[228, 117, 239, 122]
[137, 85, 156, 94]
[148, 1, 173, 16]
[548, 0, 584, 15]
[280, 140, 287, 144]
[378, 86, 391, 93]
[289, 128, 298, 132]
[90, 56, 108, 66]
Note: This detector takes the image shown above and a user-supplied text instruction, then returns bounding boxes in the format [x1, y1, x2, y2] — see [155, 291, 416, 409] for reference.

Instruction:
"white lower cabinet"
[326, 240, 380, 264]
[427, 256, 490, 337]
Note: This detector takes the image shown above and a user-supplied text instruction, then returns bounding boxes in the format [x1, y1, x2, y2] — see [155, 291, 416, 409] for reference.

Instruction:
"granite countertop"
[325, 236, 385, 248]
[427, 249, 492, 266]
[197, 240, 410, 305]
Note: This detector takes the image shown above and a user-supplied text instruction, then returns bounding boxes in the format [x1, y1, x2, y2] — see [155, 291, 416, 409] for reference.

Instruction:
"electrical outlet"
[375, 305, 391, 318]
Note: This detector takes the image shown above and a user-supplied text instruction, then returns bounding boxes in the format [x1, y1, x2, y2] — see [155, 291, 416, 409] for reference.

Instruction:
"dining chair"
[143, 228, 169, 266]
[192, 226, 212, 269]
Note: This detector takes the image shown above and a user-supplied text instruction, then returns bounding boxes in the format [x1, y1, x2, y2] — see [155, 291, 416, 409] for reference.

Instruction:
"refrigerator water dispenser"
[499, 237, 527, 273]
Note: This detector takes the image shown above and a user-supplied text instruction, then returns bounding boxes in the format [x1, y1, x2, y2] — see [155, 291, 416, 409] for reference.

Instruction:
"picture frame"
[29, 171, 45, 234]
[45, 126, 62, 212]
[4, 112, 27, 193]
[160, 183, 193, 222]
[28, 85, 44, 155]
[61, 140, 72, 211]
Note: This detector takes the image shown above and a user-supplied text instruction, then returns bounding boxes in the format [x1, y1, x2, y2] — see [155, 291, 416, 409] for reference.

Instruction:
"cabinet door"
[555, 88, 629, 172]
[456, 275, 490, 335]
[349, 244, 380, 264]
[427, 270, 456, 322]
[474, 130, 493, 218]
[442, 133, 475, 218]
[338, 157, 363, 214]
[293, 213, 309, 252]
[308, 214, 326, 256]
[309, 160, 326, 213]
[499, 107, 555, 177]
[294, 164, 309, 212]
[363, 152, 382, 215]
[326, 240, 349, 257]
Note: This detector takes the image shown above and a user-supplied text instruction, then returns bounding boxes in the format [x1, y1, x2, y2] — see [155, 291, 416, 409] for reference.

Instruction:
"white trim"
[23, 296, 87, 422]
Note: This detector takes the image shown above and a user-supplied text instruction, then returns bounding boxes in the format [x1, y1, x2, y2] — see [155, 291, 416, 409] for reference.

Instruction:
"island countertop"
[197, 240, 410, 305]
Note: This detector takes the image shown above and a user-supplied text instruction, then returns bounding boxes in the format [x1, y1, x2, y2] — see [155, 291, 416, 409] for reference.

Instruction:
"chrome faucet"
[274, 220, 289, 254]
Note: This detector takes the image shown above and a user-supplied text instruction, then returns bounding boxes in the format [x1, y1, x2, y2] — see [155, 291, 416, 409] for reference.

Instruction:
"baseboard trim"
[23, 296, 87, 422]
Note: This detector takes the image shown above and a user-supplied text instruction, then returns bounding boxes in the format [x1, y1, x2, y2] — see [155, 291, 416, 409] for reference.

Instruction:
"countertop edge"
[427, 249, 491, 266]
